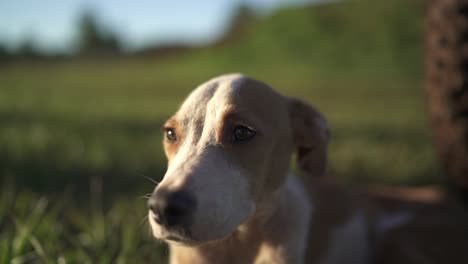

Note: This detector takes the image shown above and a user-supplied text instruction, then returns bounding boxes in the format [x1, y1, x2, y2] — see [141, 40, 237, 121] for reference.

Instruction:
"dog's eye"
[165, 128, 177, 142]
[233, 126, 256, 142]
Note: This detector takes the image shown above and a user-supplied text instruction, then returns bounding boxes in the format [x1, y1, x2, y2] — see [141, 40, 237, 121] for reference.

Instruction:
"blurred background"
[0, 0, 431, 262]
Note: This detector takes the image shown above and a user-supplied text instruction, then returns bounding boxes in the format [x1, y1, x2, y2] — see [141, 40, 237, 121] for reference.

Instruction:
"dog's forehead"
[180, 74, 241, 112]
[176, 74, 284, 122]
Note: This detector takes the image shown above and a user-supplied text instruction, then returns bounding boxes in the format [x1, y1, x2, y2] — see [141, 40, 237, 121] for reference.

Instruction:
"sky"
[0, 0, 313, 53]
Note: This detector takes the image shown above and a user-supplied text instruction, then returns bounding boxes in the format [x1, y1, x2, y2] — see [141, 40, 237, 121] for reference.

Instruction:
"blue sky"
[0, 0, 313, 53]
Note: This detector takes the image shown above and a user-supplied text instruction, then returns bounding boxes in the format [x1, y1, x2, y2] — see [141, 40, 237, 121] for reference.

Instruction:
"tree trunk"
[425, 0, 468, 202]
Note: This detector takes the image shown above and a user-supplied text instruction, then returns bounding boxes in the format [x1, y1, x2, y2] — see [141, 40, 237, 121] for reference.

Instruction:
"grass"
[0, 181, 168, 263]
[0, 0, 440, 262]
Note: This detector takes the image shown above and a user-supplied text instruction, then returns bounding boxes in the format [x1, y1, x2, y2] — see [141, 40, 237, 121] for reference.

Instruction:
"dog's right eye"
[165, 128, 177, 142]
[233, 125, 256, 142]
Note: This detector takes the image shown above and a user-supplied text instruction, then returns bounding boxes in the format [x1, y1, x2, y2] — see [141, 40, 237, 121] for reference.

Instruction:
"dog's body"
[148, 74, 468, 264]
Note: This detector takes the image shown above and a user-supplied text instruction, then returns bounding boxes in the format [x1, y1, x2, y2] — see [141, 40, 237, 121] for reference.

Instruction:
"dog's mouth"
[158, 231, 202, 246]
[149, 211, 198, 245]
[165, 235, 183, 242]
[163, 234, 197, 245]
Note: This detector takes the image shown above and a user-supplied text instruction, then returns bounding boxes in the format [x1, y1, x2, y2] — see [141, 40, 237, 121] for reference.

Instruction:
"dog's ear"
[288, 97, 330, 177]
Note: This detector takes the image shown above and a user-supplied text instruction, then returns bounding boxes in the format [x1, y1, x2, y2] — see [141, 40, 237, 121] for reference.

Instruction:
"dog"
[148, 74, 468, 264]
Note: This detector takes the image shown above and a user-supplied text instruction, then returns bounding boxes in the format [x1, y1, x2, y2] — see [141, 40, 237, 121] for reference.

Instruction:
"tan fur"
[149, 74, 468, 264]
[163, 118, 183, 161]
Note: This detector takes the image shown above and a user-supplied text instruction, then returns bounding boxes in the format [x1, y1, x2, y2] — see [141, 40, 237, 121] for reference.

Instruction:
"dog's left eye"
[165, 128, 177, 142]
[233, 126, 256, 142]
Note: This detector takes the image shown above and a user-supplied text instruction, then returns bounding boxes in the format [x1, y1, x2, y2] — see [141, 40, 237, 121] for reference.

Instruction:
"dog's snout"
[148, 190, 197, 227]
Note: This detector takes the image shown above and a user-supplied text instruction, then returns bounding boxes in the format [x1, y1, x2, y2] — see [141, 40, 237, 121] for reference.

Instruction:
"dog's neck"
[168, 175, 311, 264]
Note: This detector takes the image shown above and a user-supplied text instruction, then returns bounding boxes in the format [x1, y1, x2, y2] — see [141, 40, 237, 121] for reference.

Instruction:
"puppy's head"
[148, 74, 328, 245]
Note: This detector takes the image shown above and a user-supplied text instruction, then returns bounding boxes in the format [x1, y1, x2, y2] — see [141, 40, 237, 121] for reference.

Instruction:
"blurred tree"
[216, 3, 256, 46]
[425, 0, 468, 204]
[77, 9, 121, 55]
[232, 4, 255, 24]
[17, 36, 41, 58]
[0, 42, 11, 62]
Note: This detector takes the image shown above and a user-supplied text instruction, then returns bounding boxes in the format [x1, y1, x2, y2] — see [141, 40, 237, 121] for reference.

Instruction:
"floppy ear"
[288, 97, 330, 177]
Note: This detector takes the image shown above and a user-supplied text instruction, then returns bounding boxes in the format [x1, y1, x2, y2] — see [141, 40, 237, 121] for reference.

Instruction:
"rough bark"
[425, 0, 468, 195]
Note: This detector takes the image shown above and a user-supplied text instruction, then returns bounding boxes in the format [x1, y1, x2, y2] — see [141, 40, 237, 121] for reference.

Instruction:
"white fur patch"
[253, 175, 311, 264]
[286, 175, 312, 264]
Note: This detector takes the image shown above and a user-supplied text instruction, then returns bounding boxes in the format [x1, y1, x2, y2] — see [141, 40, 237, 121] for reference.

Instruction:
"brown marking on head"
[223, 78, 294, 198]
[214, 105, 237, 144]
[163, 117, 184, 162]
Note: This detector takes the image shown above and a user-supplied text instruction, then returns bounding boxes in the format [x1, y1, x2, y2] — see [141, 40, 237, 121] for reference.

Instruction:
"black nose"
[148, 190, 197, 227]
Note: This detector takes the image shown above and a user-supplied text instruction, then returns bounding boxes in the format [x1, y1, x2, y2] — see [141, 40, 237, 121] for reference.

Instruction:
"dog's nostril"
[148, 197, 164, 224]
[153, 209, 163, 225]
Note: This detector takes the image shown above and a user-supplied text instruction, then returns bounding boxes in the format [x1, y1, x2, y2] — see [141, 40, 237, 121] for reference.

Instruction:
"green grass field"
[0, 0, 438, 262]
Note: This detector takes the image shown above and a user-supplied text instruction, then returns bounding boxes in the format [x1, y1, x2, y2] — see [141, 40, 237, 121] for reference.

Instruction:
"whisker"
[139, 193, 153, 199]
[144, 176, 160, 186]
[140, 215, 149, 226]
